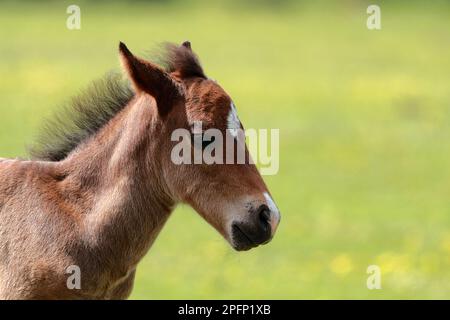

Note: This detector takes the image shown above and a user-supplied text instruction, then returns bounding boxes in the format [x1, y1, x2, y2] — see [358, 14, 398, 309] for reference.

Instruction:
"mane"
[29, 72, 134, 162]
[30, 42, 206, 162]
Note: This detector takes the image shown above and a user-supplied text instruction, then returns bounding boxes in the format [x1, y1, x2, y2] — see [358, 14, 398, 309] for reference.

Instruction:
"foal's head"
[119, 41, 280, 251]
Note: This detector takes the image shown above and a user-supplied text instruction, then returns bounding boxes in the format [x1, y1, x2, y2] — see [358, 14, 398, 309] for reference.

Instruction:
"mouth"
[231, 223, 258, 251]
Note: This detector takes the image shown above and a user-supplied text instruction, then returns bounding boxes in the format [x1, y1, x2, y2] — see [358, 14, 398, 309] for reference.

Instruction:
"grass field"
[0, 0, 449, 299]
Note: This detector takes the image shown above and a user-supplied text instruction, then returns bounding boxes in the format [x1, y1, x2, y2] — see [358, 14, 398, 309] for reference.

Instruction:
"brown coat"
[0, 42, 280, 299]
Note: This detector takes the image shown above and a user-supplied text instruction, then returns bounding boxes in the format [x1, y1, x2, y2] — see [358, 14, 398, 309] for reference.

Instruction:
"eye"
[202, 135, 215, 149]
[191, 134, 215, 150]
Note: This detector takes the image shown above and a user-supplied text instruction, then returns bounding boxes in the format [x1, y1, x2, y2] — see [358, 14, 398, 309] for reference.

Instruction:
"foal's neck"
[63, 95, 174, 273]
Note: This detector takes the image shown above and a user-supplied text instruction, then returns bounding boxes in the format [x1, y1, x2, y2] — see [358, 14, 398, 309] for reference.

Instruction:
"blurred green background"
[1, 0, 449, 299]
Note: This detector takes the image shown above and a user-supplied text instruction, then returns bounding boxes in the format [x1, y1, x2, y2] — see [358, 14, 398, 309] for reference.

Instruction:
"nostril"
[257, 204, 271, 226]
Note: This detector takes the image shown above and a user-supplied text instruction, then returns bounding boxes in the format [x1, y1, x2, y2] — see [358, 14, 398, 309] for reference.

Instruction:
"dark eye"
[191, 134, 215, 150]
[202, 135, 215, 149]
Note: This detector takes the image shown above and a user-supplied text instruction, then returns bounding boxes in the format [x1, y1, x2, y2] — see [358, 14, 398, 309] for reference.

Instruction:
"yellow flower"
[330, 254, 354, 276]
[376, 252, 411, 274]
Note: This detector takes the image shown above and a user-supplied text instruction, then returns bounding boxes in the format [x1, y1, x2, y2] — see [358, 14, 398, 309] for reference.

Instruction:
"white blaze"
[227, 102, 241, 138]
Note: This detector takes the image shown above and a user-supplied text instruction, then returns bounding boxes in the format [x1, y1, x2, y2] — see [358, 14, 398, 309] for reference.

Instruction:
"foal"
[0, 41, 280, 299]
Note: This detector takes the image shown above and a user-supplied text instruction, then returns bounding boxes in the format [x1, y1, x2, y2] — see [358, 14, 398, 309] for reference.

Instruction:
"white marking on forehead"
[263, 192, 281, 227]
[227, 102, 241, 138]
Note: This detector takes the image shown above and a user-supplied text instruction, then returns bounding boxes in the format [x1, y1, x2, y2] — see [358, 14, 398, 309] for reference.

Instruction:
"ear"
[181, 41, 192, 50]
[119, 42, 181, 117]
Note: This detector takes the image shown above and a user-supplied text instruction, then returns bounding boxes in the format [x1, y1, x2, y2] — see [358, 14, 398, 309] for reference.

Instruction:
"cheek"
[184, 191, 231, 237]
